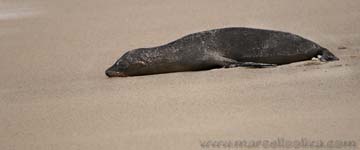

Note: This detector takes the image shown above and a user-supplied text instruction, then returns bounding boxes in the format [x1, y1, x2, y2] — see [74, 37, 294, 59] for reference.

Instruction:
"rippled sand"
[1, 0, 359, 149]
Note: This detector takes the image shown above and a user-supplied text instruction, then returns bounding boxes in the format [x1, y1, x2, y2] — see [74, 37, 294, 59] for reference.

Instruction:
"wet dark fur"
[106, 27, 339, 77]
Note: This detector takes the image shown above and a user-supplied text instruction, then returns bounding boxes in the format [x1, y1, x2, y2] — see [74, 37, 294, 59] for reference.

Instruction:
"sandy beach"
[1, 0, 359, 149]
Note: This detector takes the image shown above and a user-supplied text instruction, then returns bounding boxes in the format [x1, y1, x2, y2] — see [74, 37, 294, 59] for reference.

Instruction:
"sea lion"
[105, 27, 339, 77]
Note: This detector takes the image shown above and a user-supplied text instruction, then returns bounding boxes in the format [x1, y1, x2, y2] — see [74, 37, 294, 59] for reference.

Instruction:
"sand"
[1, 0, 359, 149]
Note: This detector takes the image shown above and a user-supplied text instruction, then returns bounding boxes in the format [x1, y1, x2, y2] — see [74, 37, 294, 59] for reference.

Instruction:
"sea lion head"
[105, 50, 148, 77]
[105, 59, 129, 77]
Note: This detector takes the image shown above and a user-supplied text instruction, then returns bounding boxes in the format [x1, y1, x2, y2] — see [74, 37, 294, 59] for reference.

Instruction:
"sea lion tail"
[319, 48, 339, 62]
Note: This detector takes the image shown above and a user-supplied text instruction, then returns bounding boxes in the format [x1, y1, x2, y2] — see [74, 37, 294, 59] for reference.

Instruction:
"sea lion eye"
[115, 59, 122, 65]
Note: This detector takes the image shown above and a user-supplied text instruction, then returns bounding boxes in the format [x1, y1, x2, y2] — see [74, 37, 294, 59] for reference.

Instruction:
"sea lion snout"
[105, 70, 127, 77]
[106, 59, 130, 77]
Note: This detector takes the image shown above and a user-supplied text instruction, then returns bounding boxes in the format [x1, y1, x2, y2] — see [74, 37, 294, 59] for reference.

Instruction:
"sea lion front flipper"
[210, 55, 276, 68]
[209, 55, 240, 68]
[232, 62, 277, 68]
